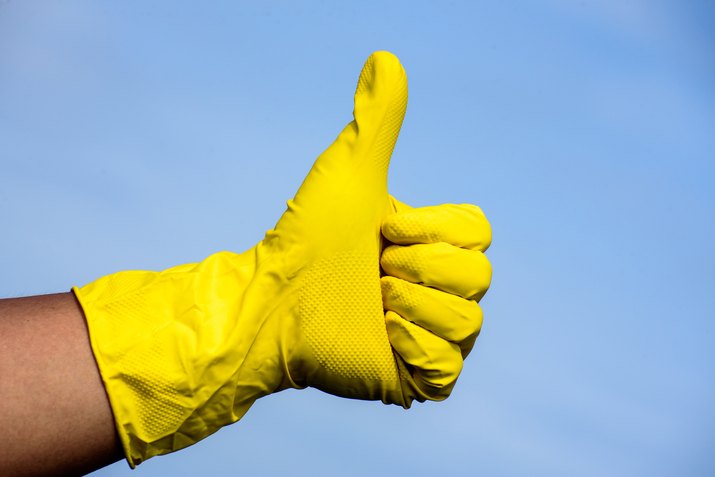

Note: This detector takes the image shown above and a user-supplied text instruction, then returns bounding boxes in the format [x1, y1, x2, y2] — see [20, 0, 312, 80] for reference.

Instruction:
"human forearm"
[0, 293, 122, 476]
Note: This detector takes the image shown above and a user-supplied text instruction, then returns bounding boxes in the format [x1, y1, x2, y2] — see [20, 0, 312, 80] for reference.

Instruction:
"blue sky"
[1, 1, 713, 476]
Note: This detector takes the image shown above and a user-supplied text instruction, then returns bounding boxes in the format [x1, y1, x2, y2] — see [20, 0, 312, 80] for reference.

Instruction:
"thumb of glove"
[271, 51, 408, 255]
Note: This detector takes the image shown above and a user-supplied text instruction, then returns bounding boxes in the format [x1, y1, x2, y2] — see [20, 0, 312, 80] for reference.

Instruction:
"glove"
[73, 51, 491, 467]
[381, 198, 491, 375]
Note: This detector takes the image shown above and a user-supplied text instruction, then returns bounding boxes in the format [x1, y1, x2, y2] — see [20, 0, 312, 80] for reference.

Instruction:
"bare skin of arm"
[0, 293, 123, 476]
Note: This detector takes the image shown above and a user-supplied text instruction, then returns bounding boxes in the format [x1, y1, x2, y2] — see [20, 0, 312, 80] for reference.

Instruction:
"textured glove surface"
[74, 51, 492, 467]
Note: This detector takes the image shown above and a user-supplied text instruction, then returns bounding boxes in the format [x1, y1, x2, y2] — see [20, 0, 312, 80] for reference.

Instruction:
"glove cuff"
[74, 249, 267, 467]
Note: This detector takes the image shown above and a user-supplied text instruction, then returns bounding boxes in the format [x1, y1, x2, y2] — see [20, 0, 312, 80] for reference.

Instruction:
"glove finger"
[385, 311, 463, 400]
[382, 203, 491, 252]
[381, 243, 492, 300]
[272, 51, 407, 244]
[381, 276, 482, 357]
[351, 50, 408, 175]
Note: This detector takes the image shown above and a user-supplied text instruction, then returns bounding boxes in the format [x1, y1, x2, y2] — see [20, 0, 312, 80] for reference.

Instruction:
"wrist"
[74, 247, 274, 466]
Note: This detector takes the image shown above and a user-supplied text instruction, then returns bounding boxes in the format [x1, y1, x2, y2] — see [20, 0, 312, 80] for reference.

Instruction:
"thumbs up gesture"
[267, 51, 492, 405]
[74, 51, 492, 467]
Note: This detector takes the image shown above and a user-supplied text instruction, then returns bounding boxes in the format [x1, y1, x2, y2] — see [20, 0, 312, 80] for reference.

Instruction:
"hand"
[381, 198, 492, 399]
[74, 51, 493, 466]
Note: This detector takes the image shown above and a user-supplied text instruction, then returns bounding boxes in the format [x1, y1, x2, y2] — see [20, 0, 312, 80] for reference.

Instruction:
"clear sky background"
[1, 1, 713, 476]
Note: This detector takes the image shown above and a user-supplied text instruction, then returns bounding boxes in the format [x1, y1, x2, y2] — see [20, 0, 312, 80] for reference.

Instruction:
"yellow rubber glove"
[381, 199, 492, 386]
[73, 51, 491, 467]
